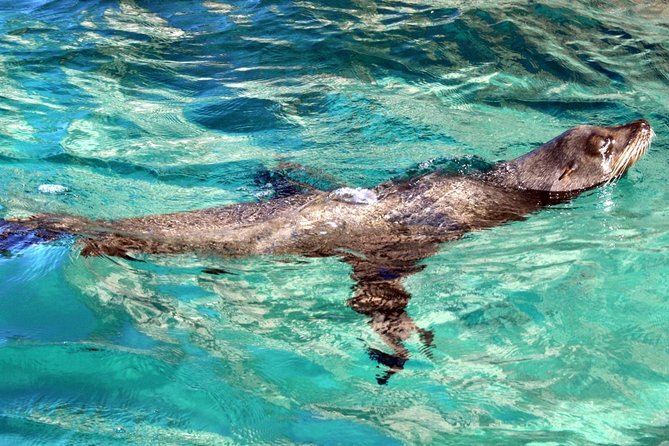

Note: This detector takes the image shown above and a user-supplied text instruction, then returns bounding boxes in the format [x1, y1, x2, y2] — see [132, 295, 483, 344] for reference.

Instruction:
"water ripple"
[1, 1, 669, 444]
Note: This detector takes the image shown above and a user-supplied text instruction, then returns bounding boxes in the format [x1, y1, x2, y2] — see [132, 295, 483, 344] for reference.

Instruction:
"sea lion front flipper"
[343, 253, 436, 384]
[254, 166, 315, 198]
[349, 278, 431, 384]
[254, 162, 352, 199]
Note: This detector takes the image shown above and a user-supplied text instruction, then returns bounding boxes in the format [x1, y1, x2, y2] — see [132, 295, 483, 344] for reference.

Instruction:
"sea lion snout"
[631, 119, 650, 130]
[614, 119, 653, 141]
[636, 119, 654, 141]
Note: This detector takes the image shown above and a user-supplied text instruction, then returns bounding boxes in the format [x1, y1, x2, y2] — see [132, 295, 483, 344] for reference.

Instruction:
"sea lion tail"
[0, 220, 64, 256]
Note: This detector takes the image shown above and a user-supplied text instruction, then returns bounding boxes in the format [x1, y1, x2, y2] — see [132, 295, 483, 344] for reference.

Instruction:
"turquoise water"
[1, 0, 669, 444]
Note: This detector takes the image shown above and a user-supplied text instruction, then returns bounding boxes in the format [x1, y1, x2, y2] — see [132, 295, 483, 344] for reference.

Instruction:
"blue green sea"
[1, 0, 669, 444]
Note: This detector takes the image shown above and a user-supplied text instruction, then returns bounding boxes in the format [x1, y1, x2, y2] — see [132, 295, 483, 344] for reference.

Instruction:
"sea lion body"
[30, 120, 651, 262]
[5, 119, 654, 384]
[37, 174, 542, 260]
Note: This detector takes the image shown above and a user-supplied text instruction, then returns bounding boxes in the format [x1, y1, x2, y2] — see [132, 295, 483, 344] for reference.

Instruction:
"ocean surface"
[1, 0, 668, 444]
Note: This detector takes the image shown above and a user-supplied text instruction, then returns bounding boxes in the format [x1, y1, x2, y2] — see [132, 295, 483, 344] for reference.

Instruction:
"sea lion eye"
[599, 137, 613, 154]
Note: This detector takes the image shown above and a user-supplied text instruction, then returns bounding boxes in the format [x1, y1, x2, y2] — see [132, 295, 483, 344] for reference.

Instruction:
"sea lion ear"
[558, 162, 578, 181]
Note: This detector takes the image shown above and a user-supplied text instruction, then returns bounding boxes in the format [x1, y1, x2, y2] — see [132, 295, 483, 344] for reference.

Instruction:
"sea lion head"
[493, 120, 654, 193]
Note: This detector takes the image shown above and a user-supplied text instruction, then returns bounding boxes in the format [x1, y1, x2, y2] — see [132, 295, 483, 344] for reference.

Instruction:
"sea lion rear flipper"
[343, 254, 435, 384]
[0, 219, 63, 255]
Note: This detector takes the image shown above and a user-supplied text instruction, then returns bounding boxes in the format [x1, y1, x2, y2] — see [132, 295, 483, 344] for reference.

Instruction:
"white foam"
[329, 187, 378, 205]
[38, 184, 68, 194]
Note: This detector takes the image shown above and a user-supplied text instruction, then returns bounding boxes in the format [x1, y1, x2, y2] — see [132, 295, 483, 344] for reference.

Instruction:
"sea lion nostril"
[633, 120, 651, 135]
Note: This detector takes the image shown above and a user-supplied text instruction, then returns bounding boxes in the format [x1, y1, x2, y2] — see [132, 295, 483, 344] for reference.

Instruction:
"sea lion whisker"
[615, 145, 634, 177]
[606, 150, 628, 185]
[610, 132, 644, 182]
[632, 132, 651, 165]
[631, 132, 650, 165]
[619, 143, 640, 177]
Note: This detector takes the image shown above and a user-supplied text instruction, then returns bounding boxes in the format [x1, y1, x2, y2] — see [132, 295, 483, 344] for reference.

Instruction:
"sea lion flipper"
[0, 219, 63, 255]
[255, 162, 353, 199]
[254, 166, 315, 198]
[80, 238, 138, 261]
[344, 255, 435, 384]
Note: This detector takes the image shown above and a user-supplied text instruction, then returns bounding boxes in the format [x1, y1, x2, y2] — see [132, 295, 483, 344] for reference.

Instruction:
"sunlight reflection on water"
[1, 0, 669, 444]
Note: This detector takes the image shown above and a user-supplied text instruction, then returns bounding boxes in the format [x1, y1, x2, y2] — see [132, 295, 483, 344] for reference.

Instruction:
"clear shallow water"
[1, 0, 669, 444]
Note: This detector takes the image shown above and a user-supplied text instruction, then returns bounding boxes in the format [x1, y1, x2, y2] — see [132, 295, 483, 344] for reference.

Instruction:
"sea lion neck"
[482, 134, 574, 192]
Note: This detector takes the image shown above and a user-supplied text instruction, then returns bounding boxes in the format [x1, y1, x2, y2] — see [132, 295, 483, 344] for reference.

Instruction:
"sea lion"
[3, 119, 654, 383]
